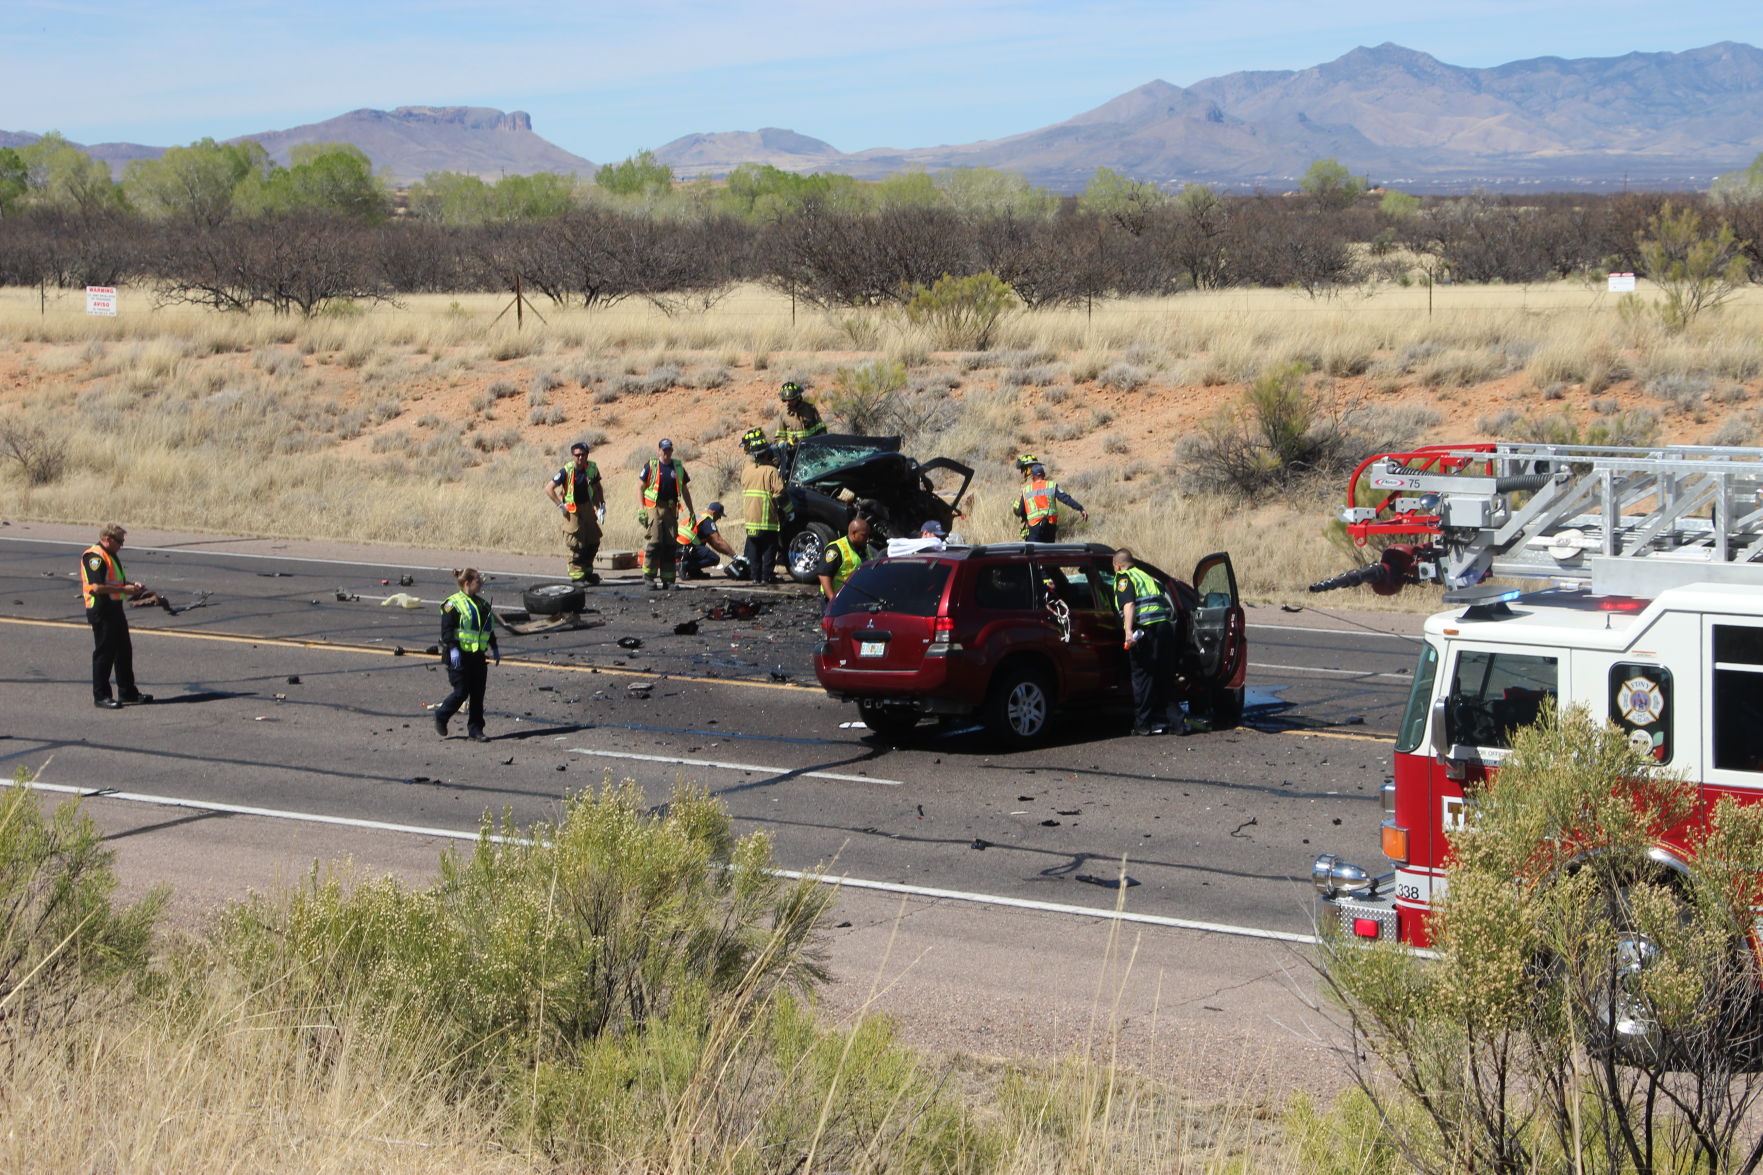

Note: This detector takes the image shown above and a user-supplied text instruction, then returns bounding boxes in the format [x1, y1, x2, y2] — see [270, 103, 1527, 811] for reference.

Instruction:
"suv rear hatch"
[820, 558, 956, 688]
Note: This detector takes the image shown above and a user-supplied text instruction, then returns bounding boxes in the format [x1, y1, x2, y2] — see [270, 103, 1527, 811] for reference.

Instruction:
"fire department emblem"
[1618, 676, 1663, 726]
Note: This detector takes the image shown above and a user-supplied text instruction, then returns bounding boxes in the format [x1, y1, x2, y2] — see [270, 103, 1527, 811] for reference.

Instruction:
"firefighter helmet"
[741, 427, 769, 453]
[779, 381, 805, 403]
[1015, 453, 1039, 472]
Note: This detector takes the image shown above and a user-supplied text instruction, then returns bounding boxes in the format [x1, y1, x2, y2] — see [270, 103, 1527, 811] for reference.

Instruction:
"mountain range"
[6, 42, 1761, 191]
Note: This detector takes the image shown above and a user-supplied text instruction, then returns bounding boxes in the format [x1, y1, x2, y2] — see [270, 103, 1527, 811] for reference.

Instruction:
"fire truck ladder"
[1332, 443, 1763, 598]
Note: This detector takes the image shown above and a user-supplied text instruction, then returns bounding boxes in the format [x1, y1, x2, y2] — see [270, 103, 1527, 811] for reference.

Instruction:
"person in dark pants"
[740, 427, 789, 584]
[1113, 548, 1178, 735]
[677, 502, 737, 578]
[81, 523, 153, 710]
[435, 567, 499, 742]
[1015, 462, 1088, 542]
[637, 438, 692, 591]
[547, 441, 605, 584]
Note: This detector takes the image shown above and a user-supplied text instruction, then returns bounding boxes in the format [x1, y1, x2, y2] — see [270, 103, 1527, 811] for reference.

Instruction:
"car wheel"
[857, 699, 919, 743]
[788, 523, 836, 584]
[984, 664, 1054, 746]
[524, 583, 586, 616]
[1208, 686, 1245, 730]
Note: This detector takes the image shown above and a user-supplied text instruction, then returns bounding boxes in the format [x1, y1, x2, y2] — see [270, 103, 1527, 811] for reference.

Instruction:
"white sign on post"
[85, 286, 117, 315]
[1607, 272, 1637, 293]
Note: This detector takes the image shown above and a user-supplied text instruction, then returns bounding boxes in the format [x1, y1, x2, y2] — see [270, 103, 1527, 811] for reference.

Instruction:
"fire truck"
[1309, 442, 1763, 949]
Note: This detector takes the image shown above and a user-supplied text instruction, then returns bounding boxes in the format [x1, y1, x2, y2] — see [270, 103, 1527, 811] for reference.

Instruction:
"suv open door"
[1190, 551, 1247, 726]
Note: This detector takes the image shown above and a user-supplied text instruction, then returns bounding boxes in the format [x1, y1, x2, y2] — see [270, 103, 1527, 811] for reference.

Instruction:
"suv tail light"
[821, 614, 834, 635]
[927, 614, 961, 656]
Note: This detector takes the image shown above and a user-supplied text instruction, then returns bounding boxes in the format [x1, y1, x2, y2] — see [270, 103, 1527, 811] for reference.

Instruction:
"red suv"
[813, 542, 1247, 744]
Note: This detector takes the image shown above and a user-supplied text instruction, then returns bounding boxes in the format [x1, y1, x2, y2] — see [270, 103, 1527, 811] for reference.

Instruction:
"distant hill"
[9, 43, 1763, 193]
[654, 41, 1763, 191]
[0, 107, 595, 185]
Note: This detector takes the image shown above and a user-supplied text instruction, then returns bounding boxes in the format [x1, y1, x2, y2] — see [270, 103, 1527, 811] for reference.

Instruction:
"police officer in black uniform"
[80, 523, 152, 710]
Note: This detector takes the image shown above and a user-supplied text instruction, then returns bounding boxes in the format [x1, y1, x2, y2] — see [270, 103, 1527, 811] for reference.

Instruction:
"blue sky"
[5, 0, 1757, 161]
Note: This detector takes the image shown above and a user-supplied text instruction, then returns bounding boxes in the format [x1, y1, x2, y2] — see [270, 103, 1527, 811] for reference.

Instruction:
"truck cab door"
[1189, 552, 1245, 687]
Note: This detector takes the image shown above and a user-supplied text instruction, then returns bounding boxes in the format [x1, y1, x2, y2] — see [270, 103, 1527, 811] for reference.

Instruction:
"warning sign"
[85, 286, 117, 316]
[1607, 272, 1636, 293]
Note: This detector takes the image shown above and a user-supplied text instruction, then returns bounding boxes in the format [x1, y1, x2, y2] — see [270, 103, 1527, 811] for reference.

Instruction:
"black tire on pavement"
[788, 523, 837, 584]
[524, 583, 586, 616]
[857, 699, 920, 743]
[983, 663, 1055, 747]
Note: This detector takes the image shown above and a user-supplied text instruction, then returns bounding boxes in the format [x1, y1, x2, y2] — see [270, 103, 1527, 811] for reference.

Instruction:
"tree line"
[2, 134, 1760, 315]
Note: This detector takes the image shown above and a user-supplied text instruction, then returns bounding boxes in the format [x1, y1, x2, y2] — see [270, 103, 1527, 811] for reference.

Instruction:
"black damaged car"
[777, 434, 973, 583]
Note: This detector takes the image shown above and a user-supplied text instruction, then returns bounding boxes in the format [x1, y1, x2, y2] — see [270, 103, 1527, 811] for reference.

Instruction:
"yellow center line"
[0, 615, 810, 693]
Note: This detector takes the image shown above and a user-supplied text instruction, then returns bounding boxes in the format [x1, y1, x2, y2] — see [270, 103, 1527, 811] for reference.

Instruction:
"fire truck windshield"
[1396, 643, 1439, 754]
[1446, 650, 1559, 749]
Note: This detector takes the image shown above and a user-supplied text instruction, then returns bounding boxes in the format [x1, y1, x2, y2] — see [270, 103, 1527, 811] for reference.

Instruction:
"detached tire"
[788, 523, 836, 584]
[984, 663, 1055, 747]
[857, 699, 920, 744]
[524, 583, 586, 616]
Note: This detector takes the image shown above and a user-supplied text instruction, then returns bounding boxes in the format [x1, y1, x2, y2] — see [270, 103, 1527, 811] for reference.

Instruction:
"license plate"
[858, 640, 887, 658]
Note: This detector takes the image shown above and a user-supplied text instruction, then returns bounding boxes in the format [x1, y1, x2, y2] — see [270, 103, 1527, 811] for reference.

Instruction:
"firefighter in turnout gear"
[1113, 548, 1179, 736]
[676, 502, 736, 579]
[81, 523, 152, 709]
[547, 441, 605, 584]
[1014, 461, 1087, 542]
[740, 427, 790, 584]
[775, 381, 827, 446]
[435, 567, 499, 741]
[637, 438, 693, 590]
[819, 517, 875, 607]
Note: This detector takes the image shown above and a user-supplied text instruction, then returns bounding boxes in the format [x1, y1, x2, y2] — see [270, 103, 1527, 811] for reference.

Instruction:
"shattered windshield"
[791, 435, 903, 484]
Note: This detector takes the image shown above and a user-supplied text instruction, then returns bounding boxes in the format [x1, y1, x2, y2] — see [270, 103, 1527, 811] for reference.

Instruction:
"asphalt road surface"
[0, 521, 1427, 1082]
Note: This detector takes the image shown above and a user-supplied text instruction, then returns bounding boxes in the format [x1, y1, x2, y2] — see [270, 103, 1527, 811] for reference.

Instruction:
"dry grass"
[5, 280, 1762, 606]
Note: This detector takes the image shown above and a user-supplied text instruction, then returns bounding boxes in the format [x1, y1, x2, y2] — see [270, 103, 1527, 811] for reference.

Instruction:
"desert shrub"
[1324, 707, 1763, 1175]
[487, 379, 521, 401]
[1645, 370, 1711, 412]
[902, 271, 1017, 350]
[529, 405, 566, 426]
[1096, 363, 1148, 392]
[824, 359, 908, 433]
[690, 366, 731, 390]
[0, 422, 69, 486]
[0, 776, 164, 1071]
[1510, 409, 1662, 447]
[217, 781, 832, 1090]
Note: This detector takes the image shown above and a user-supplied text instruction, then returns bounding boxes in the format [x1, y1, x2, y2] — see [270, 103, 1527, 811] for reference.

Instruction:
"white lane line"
[567, 747, 902, 786]
[6, 779, 1316, 946]
[1250, 660, 1413, 681]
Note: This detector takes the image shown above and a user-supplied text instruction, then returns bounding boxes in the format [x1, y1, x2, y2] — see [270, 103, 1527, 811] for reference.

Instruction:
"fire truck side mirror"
[1429, 696, 1452, 756]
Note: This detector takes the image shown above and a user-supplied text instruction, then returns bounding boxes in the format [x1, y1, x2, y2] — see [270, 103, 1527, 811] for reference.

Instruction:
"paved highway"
[0, 524, 1424, 942]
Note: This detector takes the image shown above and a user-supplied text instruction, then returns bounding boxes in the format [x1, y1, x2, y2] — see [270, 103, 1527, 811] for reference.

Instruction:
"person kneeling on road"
[677, 502, 736, 579]
[435, 567, 499, 742]
[1113, 548, 1180, 736]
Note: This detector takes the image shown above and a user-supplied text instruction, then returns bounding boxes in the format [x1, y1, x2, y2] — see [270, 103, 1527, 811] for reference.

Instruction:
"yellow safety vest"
[80, 545, 124, 609]
[1116, 567, 1173, 627]
[1022, 479, 1059, 527]
[640, 459, 687, 509]
[824, 537, 864, 594]
[558, 461, 599, 513]
[676, 509, 714, 547]
[444, 591, 494, 653]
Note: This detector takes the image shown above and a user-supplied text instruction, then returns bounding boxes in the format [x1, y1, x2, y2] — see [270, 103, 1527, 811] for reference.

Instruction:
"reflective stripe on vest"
[641, 459, 686, 509]
[1117, 567, 1173, 627]
[445, 591, 493, 653]
[1022, 480, 1059, 527]
[558, 461, 598, 513]
[80, 545, 124, 608]
[826, 537, 863, 593]
[677, 510, 713, 547]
